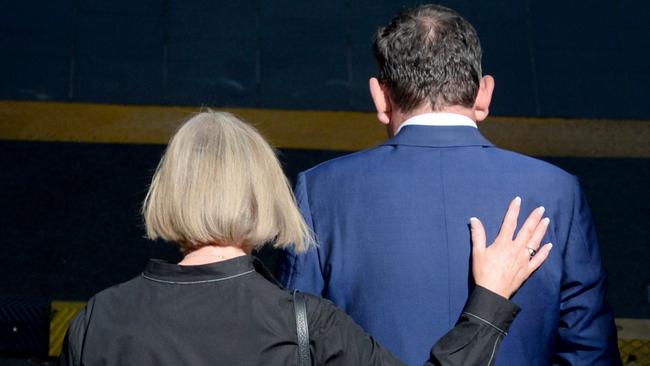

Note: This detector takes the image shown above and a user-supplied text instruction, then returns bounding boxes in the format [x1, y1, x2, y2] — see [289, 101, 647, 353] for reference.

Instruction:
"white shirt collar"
[396, 113, 477, 134]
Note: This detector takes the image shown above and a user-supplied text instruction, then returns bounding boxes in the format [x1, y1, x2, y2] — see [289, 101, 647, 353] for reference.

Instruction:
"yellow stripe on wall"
[49, 301, 87, 357]
[1, 101, 649, 157]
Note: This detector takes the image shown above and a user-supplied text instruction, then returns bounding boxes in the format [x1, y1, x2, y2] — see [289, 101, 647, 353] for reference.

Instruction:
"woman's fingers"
[472, 198, 554, 299]
[508, 243, 552, 296]
[513, 206, 546, 247]
[469, 217, 486, 254]
[527, 243, 553, 273]
[525, 216, 550, 252]
[497, 196, 521, 241]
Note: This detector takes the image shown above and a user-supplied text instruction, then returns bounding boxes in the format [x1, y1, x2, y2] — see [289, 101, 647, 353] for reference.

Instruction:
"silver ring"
[527, 247, 537, 259]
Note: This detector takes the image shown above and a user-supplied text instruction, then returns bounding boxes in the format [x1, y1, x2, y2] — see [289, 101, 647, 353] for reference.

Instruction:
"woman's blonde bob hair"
[143, 111, 313, 253]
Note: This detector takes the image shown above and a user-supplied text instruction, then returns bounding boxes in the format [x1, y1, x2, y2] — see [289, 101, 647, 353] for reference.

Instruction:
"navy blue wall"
[2, 0, 649, 119]
[0, 0, 648, 320]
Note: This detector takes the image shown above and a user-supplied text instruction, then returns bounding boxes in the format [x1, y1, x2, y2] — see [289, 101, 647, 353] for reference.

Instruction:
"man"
[278, 4, 620, 366]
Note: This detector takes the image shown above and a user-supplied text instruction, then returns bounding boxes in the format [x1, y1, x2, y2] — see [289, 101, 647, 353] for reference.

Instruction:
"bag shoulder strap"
[292, 290, 312, 366]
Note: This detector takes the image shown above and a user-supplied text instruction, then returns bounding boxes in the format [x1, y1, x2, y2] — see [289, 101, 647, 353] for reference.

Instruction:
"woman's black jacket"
[59, 255, 519, 366]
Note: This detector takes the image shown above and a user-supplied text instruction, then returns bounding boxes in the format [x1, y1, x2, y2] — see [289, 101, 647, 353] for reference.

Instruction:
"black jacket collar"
[143, 255, 281, 286]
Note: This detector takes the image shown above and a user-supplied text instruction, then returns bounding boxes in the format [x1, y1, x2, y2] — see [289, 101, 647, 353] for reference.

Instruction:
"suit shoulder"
[300, 146, 389, 178]
[490, 147, 578, 184]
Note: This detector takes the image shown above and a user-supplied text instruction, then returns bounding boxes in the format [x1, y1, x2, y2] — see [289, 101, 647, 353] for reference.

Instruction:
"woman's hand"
[470, 196, 552, 299]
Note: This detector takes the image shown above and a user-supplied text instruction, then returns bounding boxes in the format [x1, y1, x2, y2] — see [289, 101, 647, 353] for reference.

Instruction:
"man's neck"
[388, 105, 475, 137]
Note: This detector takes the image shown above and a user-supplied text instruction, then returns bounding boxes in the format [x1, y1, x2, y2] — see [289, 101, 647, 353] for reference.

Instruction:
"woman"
[59, 111, 551, 366]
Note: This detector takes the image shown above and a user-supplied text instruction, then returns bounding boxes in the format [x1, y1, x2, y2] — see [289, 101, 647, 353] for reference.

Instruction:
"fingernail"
[538, 206, 545, 214]
[547, 243, 553, 250]
[543, 217, 550, 225]
[469, 217, 479, 223]
[514, 196, 521, 205]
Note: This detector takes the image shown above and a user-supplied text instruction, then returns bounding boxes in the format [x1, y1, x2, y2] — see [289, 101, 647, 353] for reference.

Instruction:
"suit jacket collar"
[382, 125, 494, 148]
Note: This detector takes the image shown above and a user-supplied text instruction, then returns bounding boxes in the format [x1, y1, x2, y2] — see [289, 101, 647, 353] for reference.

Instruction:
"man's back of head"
[369, 4, 494, 136]
[372, 4, 482, 113]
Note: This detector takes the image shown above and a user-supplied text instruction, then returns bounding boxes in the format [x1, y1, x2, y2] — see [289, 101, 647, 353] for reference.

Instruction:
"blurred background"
[0, 0, 648, 364]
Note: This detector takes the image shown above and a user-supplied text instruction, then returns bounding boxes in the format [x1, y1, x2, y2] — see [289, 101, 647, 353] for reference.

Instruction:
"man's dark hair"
[373, 4, 482, 113]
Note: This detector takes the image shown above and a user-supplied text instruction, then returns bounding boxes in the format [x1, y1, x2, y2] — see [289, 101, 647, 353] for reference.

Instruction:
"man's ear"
[473, 75, 494, 122]
[369, 77, 391, 125]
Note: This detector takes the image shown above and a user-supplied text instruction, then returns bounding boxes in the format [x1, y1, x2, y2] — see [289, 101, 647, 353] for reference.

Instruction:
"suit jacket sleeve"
[276, 172, 326, 295]
[553, 179, 621, 365]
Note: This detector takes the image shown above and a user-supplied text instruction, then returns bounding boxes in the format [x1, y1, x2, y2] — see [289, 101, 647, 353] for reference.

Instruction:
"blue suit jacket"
[278, 125, 620, 366]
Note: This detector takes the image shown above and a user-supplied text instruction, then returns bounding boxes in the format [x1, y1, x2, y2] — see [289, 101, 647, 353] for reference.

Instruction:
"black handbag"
[293, 290, 312, 366]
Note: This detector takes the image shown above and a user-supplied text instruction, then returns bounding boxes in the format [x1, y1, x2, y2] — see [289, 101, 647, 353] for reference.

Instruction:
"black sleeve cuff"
[462, 286, 521, 335]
